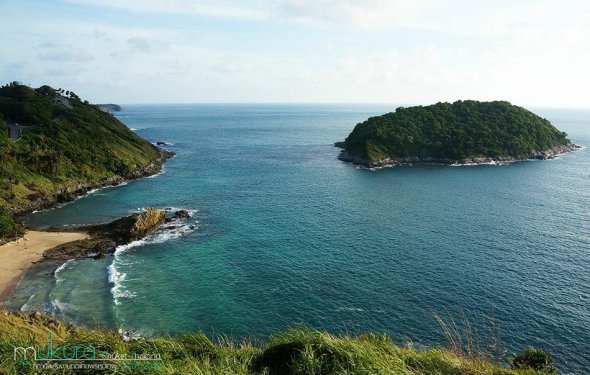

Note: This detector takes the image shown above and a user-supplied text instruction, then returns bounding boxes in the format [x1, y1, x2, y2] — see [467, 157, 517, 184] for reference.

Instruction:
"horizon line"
[111, 102, 590, 111]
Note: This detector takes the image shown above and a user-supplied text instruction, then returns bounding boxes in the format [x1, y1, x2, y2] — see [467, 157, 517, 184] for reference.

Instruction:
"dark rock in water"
[157, 141, 168, 146]
[42, 208, 167, 261]
[189, 225, 196, 230]
[334, 141, 346, 148]
[165, 217, 174, 223]
[174, 210, 191, 219]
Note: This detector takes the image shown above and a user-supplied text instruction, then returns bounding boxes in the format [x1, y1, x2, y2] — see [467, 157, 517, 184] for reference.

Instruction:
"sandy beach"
[0, 230, 88, 306]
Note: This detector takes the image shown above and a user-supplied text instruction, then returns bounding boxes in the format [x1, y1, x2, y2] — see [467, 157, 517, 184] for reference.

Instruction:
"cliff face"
[338, 100, 577, 168]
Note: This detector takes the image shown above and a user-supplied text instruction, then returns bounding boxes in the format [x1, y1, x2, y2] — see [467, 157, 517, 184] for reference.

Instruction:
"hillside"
[337, 101, 576, 167]
[0, 82, 173, 242]
[0, 312, 558, 375]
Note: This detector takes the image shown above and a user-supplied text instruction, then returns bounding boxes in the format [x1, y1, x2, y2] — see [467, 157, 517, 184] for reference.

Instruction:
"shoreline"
[1, 207, 195, 308]
[336, 143, 581, 169]
[0, 231, 89, 306]
[1, 147, 175, 307]
[12, 147, 175, 216]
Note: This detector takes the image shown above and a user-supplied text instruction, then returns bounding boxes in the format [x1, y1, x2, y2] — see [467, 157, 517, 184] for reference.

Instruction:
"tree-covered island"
[336, 100, 578, 168]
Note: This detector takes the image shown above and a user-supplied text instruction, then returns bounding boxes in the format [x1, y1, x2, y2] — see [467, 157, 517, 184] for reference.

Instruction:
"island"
[336, 100, 579, 168]
[96, 103, 122, 112]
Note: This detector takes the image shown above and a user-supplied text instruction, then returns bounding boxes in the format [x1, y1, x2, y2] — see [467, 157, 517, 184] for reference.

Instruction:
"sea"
[6, 104, 590, 373]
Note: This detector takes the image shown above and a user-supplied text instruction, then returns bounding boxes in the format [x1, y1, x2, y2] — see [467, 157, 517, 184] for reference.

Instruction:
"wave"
[337, 307, 365, 312]
[336, 306, 385, 313]
[449, 160, 513, 167]
[146, 166, 166, 178]
[107, 208, 198, 306]
[54, 259, 75, 283]
[107, 263, 135, 305]
[19, 293, 37, 313]
[50, 298, 79, 315]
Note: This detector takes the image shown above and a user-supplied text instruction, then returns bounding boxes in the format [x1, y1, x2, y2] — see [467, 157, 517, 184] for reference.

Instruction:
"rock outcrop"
[174, 210, 191, 219]
[129, 208, 167, 240]
[43, 208, 168, 261]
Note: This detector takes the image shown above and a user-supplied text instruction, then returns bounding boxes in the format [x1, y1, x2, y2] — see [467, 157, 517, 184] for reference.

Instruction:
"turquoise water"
[9, 104, 590, 372]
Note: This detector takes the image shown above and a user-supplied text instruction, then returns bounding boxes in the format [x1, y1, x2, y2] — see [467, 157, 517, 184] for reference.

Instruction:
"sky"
[1, 0, 589, 106]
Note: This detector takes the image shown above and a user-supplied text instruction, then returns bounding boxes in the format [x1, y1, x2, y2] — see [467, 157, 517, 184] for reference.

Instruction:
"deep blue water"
[9, 104, 590, 373]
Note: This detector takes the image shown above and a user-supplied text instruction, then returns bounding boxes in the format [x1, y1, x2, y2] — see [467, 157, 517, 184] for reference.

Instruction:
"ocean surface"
[8, 104, 590, 373]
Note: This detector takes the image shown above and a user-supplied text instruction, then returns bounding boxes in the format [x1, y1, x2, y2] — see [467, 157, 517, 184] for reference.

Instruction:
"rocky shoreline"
[1, 149, 186, 304]
[13, 146, 175, 215]
[42, 208, 193, 262]
[335, 142, 581, 169]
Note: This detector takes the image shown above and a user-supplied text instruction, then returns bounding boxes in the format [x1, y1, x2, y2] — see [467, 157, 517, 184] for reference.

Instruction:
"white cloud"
[274, 0, 436, 28]
[1, 0, 588, 106]
[61, 0, 270, 19]
[127, 37, 152, 53]
[39, 46, 94, 63]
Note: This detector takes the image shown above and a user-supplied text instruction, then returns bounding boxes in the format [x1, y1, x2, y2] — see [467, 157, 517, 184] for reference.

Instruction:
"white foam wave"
[20, 294, 37, 312]
[107, 262, 135, 305]
[50, 298, 79, 314]
[147, 166, 165, 178]
[336, 306, 385, 313]
[54, 259, 75, 283]
[162, 207, 199, 216]
[337, 307, 365, 312]
[108, 208, 198, 306]
[449, 160, 512, 167]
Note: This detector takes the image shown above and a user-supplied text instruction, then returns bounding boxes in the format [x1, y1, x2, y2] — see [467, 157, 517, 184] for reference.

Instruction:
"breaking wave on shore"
[107, 209, 199, 306]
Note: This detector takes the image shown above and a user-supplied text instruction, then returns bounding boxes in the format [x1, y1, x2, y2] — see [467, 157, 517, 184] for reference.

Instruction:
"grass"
[0, 312, 558, 375]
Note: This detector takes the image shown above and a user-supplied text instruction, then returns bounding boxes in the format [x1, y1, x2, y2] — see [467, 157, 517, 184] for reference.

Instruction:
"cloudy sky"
[1, 0, 589, 106]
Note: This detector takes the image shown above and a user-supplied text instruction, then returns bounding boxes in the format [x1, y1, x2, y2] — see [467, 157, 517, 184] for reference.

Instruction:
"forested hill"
[338, 101, 574, 167]
[0, 82, 172, 241]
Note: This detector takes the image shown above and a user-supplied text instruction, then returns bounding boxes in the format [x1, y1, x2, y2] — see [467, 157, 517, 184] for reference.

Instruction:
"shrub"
[0, 208, 24, 241]
[511, 348, 559, 373]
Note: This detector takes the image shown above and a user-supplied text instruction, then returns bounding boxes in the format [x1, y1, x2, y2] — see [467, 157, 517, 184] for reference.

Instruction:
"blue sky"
[1, 0, 589, 106]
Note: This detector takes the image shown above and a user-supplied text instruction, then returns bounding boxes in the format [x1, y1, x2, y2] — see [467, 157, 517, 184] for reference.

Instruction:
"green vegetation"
[0, 82, 171, 241]
[511, 348, 558, 374]
[340, 101, 571, 163]
[0, 207, 24, 242]
[0, 312, 557, 375]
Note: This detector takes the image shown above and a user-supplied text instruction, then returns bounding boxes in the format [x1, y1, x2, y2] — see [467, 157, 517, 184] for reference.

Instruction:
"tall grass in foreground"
[0, 311, 558, 374]
[432, 310, 504, 364]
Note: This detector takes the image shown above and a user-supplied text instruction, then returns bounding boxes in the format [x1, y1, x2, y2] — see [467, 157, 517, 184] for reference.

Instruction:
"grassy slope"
[0, 312, 551, 375]
[343, 101, 570, 161]
[0, 83, 163, 214]
[0, 83, 170, 242]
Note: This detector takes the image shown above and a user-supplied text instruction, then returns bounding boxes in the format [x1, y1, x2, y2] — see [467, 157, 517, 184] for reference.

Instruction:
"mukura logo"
[14, 335, 96, 364]
[13, 334, 162, 370]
